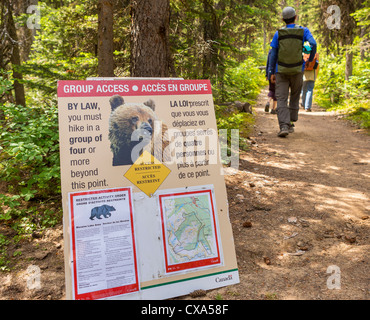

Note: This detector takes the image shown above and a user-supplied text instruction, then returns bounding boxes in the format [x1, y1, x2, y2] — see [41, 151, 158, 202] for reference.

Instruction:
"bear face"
[108, 95, 169, 166]
[109, 102, 157, 147]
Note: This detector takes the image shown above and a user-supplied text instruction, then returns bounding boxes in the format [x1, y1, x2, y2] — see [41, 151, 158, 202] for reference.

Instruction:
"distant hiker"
[302, 50, 320, 112]
[265, 49, 277, 114]
[268, 6, 317, 137]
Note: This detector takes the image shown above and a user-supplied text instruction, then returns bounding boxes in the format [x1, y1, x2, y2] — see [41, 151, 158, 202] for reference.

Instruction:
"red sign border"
[69, 187, 139, 300]
[57, 79, 212, 97]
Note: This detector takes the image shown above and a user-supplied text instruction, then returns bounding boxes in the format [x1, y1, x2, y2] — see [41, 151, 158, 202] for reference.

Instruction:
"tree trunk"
[360, 27, 366, 61]
[13, 0, 37, 62]
[263, 26, 267, 55]
[130, 0, 172, 77]
[202, 0, 219, 80]
[345, 33, 354, 81]
[98, 0, 114, 77]
[6, 0, 26, 107]
[295, 0, 300, 23]
[345, 49, 353, 81]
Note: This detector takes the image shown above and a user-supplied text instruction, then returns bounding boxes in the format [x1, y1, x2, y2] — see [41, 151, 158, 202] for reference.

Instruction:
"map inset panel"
[159, 189, 222, 273]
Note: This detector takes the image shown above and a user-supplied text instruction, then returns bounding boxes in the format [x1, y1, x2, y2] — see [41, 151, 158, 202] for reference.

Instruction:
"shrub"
[315, 53, 370, 129]
[215, 57, 265, 103]
[0, 100, 60, 201]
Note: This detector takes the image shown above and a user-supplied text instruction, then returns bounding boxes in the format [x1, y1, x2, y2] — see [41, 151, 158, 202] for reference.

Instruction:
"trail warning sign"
[58, 79, 239, 300]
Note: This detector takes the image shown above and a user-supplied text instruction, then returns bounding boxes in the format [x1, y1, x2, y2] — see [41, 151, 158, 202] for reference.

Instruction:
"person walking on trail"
[265, 49, 277, 114]
[268, 6, 317, 137]
[302, 50, 320, 112]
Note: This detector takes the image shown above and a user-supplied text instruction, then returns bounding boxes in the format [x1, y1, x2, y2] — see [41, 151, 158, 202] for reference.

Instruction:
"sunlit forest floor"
[211, 89, 370, 300]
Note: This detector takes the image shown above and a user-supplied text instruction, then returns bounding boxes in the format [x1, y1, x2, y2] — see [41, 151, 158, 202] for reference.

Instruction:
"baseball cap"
[282, 7, 296, 19]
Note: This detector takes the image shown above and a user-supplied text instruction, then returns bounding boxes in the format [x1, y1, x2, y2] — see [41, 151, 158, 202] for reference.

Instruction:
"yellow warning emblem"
[124, 151, 171, 197]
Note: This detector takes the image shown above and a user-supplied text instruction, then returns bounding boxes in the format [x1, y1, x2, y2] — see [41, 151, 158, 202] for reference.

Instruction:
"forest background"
[0, 0, 369, 271]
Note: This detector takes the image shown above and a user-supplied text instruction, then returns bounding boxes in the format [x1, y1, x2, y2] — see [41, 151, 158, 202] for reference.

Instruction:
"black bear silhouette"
[89, 205, 116, 220]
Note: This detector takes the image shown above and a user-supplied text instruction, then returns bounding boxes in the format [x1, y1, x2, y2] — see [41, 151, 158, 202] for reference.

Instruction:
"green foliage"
[264, 292, 279, 300]
[0, 100, 60, 200]
[215, 103, 255, 151]
[297, 0, 369, 129]
[0, 72, 12, 97]
[18, 1, 131, 99]
[19, 2, 99, 99]
[316, 52, 370, 129]
[352, 0, 370, 27]
[0, 234, 10, 271]
[0, 67, 62, 256]
[0, 194, 21, 221]
[315, 54, 346, 106]
[218, 57, 265, 103]
[348, 103, 370, 129]
[170, 0, 280, 89]
[214, 293, 223, 300]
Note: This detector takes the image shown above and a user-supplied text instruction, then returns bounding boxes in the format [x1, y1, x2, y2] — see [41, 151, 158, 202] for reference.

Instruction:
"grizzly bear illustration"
[108, 95, 169, 166]
[89, 205, 116, 220]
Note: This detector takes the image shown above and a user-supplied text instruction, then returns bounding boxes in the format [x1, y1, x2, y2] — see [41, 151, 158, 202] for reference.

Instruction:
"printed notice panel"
[159, 188, 221, 273]
[69, 187, 139, 300]
[58, 79, 240, 299]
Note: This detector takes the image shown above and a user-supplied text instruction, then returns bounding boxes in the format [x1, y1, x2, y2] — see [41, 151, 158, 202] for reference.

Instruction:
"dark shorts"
[268, 80, 277, 101]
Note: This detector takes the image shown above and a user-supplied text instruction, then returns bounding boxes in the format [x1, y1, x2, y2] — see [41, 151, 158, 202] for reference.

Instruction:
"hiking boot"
[270, 109, 277, 114]
[265, 103, 270, 113]
[305, 108, 312, 112]
[277, 126, 289, 137]
[289, 123, 295, 133]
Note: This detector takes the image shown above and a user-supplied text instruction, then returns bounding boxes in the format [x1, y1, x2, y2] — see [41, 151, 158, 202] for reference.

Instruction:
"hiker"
[268, 6, 317, 137]
[302, 50, 320, 112]
[265, 49, 277, 114]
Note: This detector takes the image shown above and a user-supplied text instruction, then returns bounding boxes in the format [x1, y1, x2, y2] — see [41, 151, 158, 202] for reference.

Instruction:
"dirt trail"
[0, 88, 369, 300]
[218, 88, 370, 300]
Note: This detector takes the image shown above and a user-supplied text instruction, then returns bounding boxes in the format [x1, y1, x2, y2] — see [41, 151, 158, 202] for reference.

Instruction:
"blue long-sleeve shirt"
[266, 49, 272, 79]
[268, 24, 317, 77]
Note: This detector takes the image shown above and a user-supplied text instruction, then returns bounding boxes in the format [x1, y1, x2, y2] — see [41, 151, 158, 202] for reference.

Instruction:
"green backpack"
[277, 26, 304, 74]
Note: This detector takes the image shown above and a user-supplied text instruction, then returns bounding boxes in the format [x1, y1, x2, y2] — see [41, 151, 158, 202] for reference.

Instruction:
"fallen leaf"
[288, 217, 297, 224]
[344, 235, 356, 244]
[284, 232, 298, 240]
[287, 250, 305, 256]
[242, 221, 252, 228]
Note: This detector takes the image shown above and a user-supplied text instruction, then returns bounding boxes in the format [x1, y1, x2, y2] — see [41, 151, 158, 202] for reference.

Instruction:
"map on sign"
[159, 189, 221, 273]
